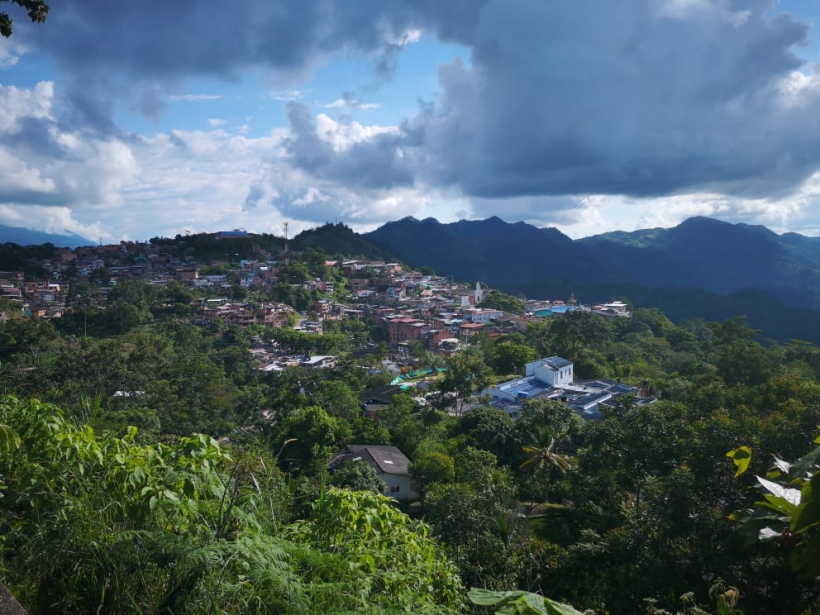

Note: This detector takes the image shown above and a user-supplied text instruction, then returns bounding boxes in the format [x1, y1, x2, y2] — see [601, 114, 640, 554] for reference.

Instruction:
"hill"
[291, 223, 399, 260]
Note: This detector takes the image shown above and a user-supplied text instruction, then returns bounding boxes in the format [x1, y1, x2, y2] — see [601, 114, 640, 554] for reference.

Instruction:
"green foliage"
[275, 406, 338, 475]
[425, 448, 521, 588]
[726, 446, 752, 477]
[479, 290, 526, 315]
[330, 460, 387, 494]
[732, 440, 820, 579]
[455, 405, 519, 465]
[410, 451, 455, 500]
[437, 346, 492, 414]
[0, 0, 48, 37]
[490, 339, 538, 375]
[288, 488, 463, 612]
[0, 396, 463, 614]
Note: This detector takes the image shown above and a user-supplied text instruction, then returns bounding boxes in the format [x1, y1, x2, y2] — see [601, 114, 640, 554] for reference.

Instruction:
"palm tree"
[520, 436, 571, 503]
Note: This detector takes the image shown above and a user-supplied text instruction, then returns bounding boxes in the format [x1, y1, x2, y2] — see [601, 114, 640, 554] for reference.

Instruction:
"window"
[390, 485, 401, 492]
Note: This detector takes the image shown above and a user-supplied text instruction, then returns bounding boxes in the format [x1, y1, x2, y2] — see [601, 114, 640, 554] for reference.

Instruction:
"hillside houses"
[2, 237, 632, 374]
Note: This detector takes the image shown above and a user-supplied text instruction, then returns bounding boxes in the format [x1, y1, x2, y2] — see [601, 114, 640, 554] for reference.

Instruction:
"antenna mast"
[283, 221, 289, 266]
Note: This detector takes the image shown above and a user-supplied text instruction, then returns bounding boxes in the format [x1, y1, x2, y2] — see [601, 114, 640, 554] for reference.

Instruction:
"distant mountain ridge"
[0, 224, 92, 249]
[366, 215, 820, 341]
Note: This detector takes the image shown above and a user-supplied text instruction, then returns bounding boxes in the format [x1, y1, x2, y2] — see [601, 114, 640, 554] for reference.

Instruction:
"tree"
[330, 460, 387, 493]
[520, 438, 571, 503]
[515, 399, 580, 501]
[478, 290, 526, 315]
[275, 405, 338, 475]
[491, 339, 537, 375]
[455, 405, 519, 466]
[410, 451, 455, 502]
[1, 0, 48, 38]
[66, 280, 101, 337]
[425, 448, 520, 589]
[437, 347, 492, 415]
[549, 311, 610, 360]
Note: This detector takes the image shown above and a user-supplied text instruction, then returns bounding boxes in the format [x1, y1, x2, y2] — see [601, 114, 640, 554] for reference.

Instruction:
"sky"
[2, 0, 820, 243]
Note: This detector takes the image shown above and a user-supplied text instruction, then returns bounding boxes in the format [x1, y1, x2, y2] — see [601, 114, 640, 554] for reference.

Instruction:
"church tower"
[474, 281, 484, 304]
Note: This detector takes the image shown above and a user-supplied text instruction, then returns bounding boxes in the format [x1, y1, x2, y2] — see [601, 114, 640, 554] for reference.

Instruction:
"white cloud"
[0, 82, 139, 217]
[292, 187, 331, 206]
[0, 38, 27, 68]
[0, 204, 109, 241]
[168, 94, 224, 101]
[0, 81, 53, 132]
[269, 90, 305, 101]
[314, 113, 398, 152]
[207, 118, 227, 127]
[324, 98, 380, 110]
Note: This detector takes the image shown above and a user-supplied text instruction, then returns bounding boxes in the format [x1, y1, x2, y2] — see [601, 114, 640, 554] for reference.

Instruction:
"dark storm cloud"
[17, 0, 820, 207]
[417, 0, 820, 201]
[277, 0, 820, 206]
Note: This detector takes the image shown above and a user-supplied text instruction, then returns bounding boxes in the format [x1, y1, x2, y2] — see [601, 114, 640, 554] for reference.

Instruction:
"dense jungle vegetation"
[3, 264, 820, 613]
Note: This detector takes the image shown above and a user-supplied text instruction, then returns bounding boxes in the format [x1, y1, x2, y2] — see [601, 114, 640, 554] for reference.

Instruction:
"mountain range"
[365, 216, 820, 341]
[0, 224, 92, 249]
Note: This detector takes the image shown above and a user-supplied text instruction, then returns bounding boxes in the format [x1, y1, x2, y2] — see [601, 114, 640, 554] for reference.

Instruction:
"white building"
[463, 307, 504, 323]
[525, 356, 574, 387]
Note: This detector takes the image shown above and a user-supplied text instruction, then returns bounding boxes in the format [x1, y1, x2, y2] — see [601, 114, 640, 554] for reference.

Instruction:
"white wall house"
[525, 356, 574, 387]
[332, 445, 418, 500]
[463, 308, 504, 323]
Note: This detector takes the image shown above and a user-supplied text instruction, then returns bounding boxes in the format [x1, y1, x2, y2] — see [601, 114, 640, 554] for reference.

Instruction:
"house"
[459, 321, 484, 341]
[463, 307, 504, 323]
[591, 301, 631, 319]
[525, 356, 574, 387]
[359, 384, 407, 418]
[331, 445, 418, 500]
[387, 318, 428, 345]
[300, 355, 337, 369]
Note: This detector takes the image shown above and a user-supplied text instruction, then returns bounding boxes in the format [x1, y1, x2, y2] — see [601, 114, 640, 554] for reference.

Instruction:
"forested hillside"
[366, 216, 820, 342]
[3, 264, 820, 613]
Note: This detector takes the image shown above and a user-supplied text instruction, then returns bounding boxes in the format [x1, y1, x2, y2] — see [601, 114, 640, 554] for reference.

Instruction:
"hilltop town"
[0, 230, 640, 413]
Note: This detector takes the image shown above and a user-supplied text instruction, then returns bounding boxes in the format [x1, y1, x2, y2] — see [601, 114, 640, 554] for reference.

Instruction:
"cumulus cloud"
[283, 102, 413, 189]
[17, 0, 426, 123]
[0, 81, 139, 210]
[9, 0, 820, 239]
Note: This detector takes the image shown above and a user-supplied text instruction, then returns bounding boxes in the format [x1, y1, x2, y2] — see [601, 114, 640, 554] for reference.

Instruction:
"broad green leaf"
[792, 474, 820, 534]
[0, 424, 21, 453]
[468, 589, 585, 615]
[726, 446, 752, 477]
[757, 476, 801, 506]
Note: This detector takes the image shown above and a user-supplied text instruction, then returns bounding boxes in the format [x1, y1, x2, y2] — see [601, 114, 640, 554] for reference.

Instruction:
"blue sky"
[2, 0, 820, 242]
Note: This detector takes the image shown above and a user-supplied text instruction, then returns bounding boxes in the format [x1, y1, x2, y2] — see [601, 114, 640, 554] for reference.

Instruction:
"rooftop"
[496, 376, 555, 400]
[341, 445, 412, 475]
[544, 356, 573, 370]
